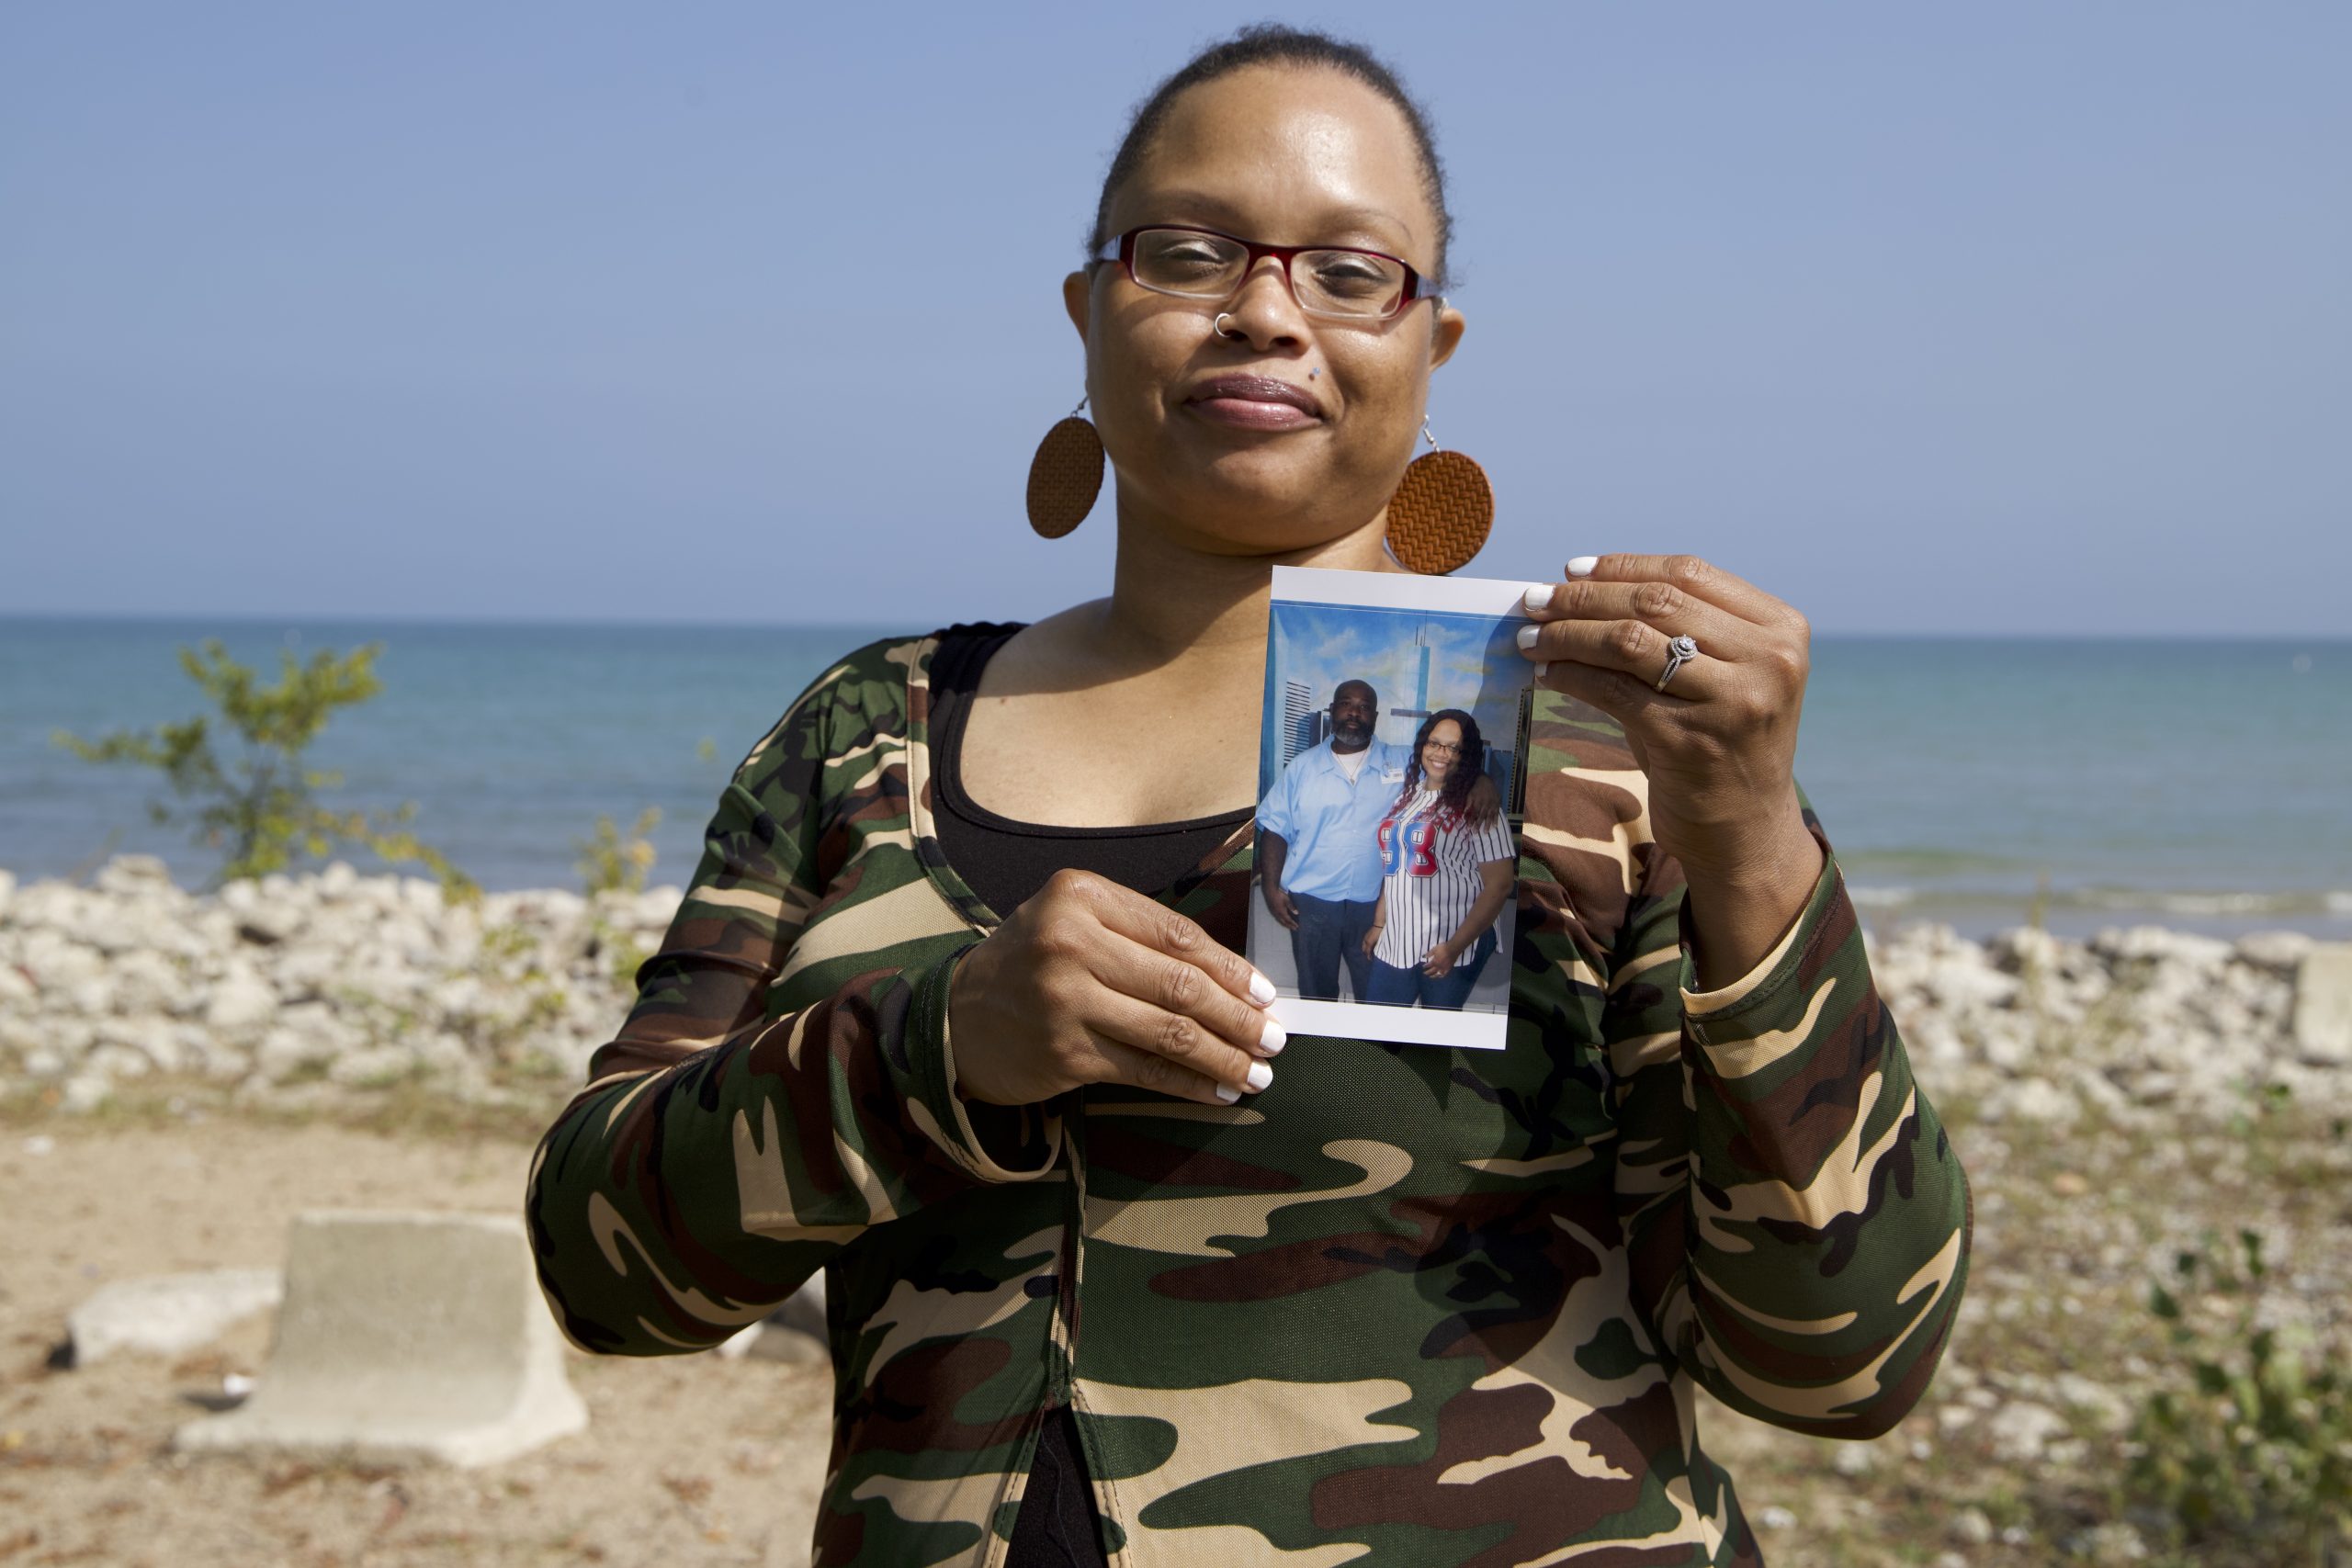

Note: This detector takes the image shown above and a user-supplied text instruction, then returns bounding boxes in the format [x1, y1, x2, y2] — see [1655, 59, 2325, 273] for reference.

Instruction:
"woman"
[526, 26, 1970, 1567]
[1362, 709, 1515, 1010]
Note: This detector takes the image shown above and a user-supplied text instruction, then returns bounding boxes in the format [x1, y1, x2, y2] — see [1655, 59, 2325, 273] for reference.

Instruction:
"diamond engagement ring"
[1654, 635, 1700, 693]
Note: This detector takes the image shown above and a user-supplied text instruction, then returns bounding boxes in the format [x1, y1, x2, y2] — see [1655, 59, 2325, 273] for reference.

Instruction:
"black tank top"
[925, 624, 1250, 1566]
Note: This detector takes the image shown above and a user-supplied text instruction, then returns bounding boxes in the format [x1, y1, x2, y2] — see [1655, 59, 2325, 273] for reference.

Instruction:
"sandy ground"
[9, 1109, 2343, 1567]
[0, 1122, 834, 1568]
[0, 1120, 1829, 1568]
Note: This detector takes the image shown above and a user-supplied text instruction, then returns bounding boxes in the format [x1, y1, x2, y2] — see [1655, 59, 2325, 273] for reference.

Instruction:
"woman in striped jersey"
[1360, 707, 1516, 1009]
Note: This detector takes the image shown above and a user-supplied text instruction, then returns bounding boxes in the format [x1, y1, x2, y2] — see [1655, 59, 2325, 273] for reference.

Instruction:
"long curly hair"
[1396, 707, 1485, 821]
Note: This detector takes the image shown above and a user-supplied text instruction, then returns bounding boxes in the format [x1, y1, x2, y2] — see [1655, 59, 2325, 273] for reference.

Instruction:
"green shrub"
[55, 639, 471, 895]
[576, 807, 660, 898]
[2124, 1227, 2352, 1563]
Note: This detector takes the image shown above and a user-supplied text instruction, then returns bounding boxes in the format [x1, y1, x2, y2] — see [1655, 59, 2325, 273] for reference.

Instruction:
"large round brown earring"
[1026, 397, 1103, 539]
[1383, 420, 1494, 574]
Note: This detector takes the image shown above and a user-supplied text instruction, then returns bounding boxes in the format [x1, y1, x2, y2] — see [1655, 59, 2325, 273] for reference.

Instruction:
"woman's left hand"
[1517, 555, 1823, 975]
[1420, 939, 1462, 978]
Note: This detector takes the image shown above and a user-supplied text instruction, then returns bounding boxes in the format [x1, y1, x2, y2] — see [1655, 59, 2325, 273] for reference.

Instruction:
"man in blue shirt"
[1257, 680, 1408, 1001]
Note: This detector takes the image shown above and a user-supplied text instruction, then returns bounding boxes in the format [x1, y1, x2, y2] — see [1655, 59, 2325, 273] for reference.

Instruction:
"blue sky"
[3, 3, 2346, 635]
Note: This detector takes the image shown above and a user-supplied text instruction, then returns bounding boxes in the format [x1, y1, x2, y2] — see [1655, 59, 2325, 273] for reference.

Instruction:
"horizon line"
[2, 608, 2347, 645]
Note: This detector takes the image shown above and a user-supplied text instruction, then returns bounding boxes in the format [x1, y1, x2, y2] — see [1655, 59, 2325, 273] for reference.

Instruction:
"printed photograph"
[1252, 567, 1538, 1050]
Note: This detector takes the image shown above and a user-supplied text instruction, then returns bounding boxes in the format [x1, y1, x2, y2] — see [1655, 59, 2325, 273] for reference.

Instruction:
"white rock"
[1951, 1506, 1995, 1545]
[20, 929, 103, 991]
[2290, 943, 2352, 1066]
[1903, 1012, 1966, 1067]
[107, 949, 184, 1016]
[68, 1268, 283, 1365]
[428, 975, 486, 1021]
[0, 868, 15, 919]
[2052, 1373, 2131, 1431]
[1984, 1399, 2067, 1462]
[96, 1014, 187, 1073]
[2235, 930, 2315, 974]
[233, 901, 302, 946]
[1996, 1077, 2080, 1125]
[326, 1045, 415, 1089]
[1973, 1015, 2036, 1071]
[86, 1041, 155, 1079]
[62, 1073, 112, 1113]
[1928, 962, 2021, 1011]
[268, 945, 347, 997]
[93, 854, 174, 895]
[64, 976, 115, 1017]
[2072, 1522, 2148, 1564]
[255, 1002, 356, 1080]
[2092, 925, 2233, 968]
[1986, 926, 2063, 975]
[203, 968, 279, 1034]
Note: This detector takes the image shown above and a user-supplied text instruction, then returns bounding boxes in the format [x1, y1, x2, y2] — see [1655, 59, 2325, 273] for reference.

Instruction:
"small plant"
[576, 807, 661, 897]
[55, 639, 471, 894]
[2123, 1227, 2352, 1563]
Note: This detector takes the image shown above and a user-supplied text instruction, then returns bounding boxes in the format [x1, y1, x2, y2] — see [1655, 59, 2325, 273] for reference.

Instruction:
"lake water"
[4, 617, 2346, 939]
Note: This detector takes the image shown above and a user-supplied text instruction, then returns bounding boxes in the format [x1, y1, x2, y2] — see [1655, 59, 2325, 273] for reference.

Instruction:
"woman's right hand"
[948, 870, 1285, 1108]
[1359, 924, 1381, 959]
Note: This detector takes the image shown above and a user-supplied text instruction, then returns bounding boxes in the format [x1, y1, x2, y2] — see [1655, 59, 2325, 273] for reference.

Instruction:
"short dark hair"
[1332, 679, 1378, 706]
[1089, 24, 1453, 288]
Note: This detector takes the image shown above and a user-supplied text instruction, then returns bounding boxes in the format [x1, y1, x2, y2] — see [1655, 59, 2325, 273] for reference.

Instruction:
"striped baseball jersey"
[1372, 785, 1517, 970]
[524, 632, 1973, 1567]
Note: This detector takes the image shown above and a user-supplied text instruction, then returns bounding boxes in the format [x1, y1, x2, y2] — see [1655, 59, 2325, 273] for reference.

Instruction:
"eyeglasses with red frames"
[1092, 225, 1440, 321]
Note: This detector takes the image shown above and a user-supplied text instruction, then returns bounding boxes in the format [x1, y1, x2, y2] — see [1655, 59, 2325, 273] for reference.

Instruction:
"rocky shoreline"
[7, 856, 2352, 1560]
[0, 856, 676, 1116]
[3, 854, 2345, 1123]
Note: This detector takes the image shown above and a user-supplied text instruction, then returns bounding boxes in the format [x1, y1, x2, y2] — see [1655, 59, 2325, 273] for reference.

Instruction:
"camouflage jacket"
[526, 633, 1971, 1567]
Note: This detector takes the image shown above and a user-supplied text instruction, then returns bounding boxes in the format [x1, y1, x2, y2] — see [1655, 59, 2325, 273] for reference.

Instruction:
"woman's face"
[1065, 65, 1466, 557]
[1420, 718, 1464, 786]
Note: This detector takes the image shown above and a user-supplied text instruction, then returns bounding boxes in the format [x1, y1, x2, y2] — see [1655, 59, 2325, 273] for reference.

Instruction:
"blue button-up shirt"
[1255, 738, 1409, 904]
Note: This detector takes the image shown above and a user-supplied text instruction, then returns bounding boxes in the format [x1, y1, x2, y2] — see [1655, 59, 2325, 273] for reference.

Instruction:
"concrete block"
[175, 1211, 586, 1467]
[68, 1269, 282, 1366]
[2292, 943, 2352, 1066]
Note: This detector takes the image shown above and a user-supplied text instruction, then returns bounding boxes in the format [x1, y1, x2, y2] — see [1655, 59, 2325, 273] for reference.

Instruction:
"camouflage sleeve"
[1606, 810, 1971, 1438]
[524, 660, 1063, 1357]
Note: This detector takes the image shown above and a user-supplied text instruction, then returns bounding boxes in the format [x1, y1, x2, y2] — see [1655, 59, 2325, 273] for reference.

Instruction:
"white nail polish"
[1245, 1061, 1274, 1093]
[1515, 624, 1540, 651]
[1522, 583, 1551, 615]
[1259, 1018, 1287, 1055]
[1248, 970, 1276, 1007]
[1566, 555, 1600, 578]
[1215, 1083, 1241, 1104]
[1534, 663, 1548, 680]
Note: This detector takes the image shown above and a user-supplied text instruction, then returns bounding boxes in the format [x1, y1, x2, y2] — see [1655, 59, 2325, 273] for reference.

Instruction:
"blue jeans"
[1288, 891, 1377, 1002]
[1363, 929, 1498, 1011]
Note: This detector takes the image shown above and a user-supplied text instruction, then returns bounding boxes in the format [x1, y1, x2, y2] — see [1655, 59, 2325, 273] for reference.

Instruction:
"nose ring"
[1214, 312, 1241, 341]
